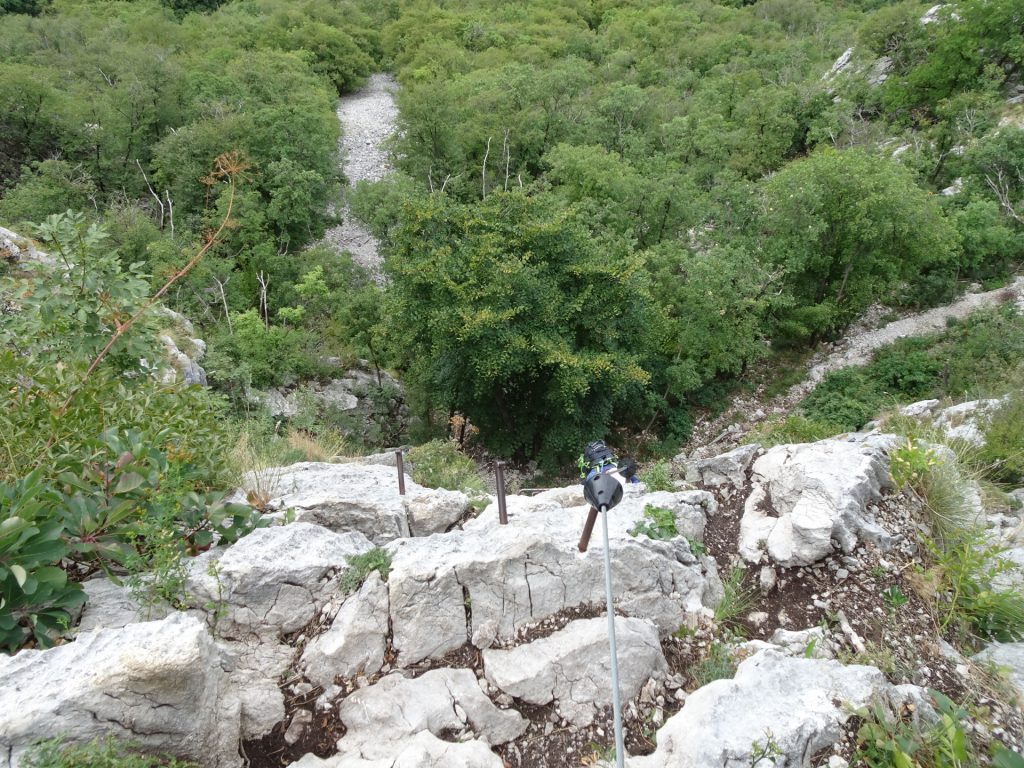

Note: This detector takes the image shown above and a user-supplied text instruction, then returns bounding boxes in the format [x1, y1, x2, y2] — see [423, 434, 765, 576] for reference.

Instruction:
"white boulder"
[187, 523, 374, 640]
[301, 572, 390, 687]
[0, 614, 241, 768]
[334, 668, 527, 760]
[685, 444, 761, 488]
[483, 616, 667, 726]
[739, 439, 895, 567]
[406, 487, 471, 536]
[629, 650, 906, 768]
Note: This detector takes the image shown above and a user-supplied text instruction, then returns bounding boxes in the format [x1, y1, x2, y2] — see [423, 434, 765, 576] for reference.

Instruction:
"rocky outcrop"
[332, 668, 527, 760]
[0, 614, 242, 768]
[292, 731, 504, 768]
[243, 462, 470, 543]
[386, 491, 721, 665]
[301, 572, 389, 687]
[739, 438, 896, 567]
[186, 523, 374, 640]
[483, 617, 667, 727]
[629, 650, 920, 768]
[77, 577, 169, 633]
[684, 443, 760, 489]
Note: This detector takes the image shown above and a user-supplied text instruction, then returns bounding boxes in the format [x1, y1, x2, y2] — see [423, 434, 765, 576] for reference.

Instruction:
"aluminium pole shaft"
[600, 504, 626, 768]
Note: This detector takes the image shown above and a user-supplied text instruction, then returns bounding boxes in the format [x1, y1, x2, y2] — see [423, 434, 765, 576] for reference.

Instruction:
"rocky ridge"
[3, 421, 1024, 768]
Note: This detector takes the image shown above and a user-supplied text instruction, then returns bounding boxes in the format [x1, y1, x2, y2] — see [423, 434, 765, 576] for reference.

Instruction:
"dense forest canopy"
[2, 0, 1023, 467]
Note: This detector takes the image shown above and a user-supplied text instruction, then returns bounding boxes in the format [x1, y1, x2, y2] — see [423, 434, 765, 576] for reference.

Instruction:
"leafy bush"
[628, 504, 678, 540]
[407, 440, 486, 496]
[890, 439, 941, 492]
[925, 533, 1024, 644]
[24, 737, 199, 768]
[638, 461, 675, 492]
[745, 415, 839, 447]
[0, 429, 267, 649]
[852, 690, 976, 768]
[800, 369, 884, 432]
[339, 548, 392, 595]
[0, 472, 85, 651]
[977, 395, 1024, 485]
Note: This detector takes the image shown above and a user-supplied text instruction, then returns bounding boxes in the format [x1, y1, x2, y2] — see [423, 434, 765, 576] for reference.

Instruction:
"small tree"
[385, 191, 656, 465]
[760, 148, 958, 343]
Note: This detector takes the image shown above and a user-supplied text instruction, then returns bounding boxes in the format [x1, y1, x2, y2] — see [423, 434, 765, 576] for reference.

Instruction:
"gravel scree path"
[318, 73, 399, 281]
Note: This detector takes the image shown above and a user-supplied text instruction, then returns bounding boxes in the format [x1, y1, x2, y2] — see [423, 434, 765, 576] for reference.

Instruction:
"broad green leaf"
[10, 564, 27, 588]
[114, 472, 145, 495]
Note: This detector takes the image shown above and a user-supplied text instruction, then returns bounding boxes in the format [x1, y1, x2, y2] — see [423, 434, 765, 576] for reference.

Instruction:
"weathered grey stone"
[406, 487, 470, 536]
[388, 491, 721, 665]
[187, 522, 374, 640]
[217, 638, 292, 739]
[628, 650, 910, 768]
[901, 399, 941, 417]
[687, 444, 760, 489]
[768, 627, 834, 659]
[933, 398, 1003, 446]
[77, 577, 169, 633]
[0, 614, 241, 768]
[159, 334, 207, 386]
[292, 731, 504, 768]
[301, 572, 389, 687]
[739, 439, 895, 567]
[974, 642, 1024, 703]
[253, 462, 415, 543]
[483, 617, 667, 726]
[335, 668, 527, 760]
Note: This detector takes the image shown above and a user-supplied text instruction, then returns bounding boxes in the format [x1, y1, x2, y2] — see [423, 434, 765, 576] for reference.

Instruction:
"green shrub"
[628, 504, 678, 540]
[638, 461, 675, 492]
[746, 415, 839, 447]
[0, 471, 85, 652]
[339, 548, 392, 595]
[1, 430, 267, 651]
[926, 532, 1024, 643]
[407, 440, 486, 496]
[24, 736, 199, 768]
[690, 641, 736, 688]
[800, 369, 883, 431]
[852, 690, 977, 768]
[977, 395, 1024, 485]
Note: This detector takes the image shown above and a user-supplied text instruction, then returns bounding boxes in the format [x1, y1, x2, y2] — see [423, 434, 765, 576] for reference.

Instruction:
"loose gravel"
[318, 73, 399, 281]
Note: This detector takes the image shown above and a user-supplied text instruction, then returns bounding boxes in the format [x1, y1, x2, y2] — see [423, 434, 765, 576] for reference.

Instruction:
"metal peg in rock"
[395, 450, 406, 495]
[495, 461, 508, 525]
[578, 470, 627, 768]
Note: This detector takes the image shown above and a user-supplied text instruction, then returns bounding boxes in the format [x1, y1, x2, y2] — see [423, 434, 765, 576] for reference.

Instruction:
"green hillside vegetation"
[1, 0, 1023, 648]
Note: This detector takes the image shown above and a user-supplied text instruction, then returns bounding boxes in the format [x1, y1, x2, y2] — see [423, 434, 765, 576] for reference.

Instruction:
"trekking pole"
[581, 472, 626, 768]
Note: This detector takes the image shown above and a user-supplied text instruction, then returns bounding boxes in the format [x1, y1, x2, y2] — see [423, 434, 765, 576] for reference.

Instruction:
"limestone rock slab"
[335, 668, 527, 760]
[291, 731, 504, 768]
[739, 439, 895, 567]
[484, 616, 667, 726]
[301, 572, 390, 687]
[628, 650, 906, 768]
[0, 613, 241, 768]
[187, 522, 373, 640]
[389, 490, 721, 665]
[251, 462, 415, 544]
